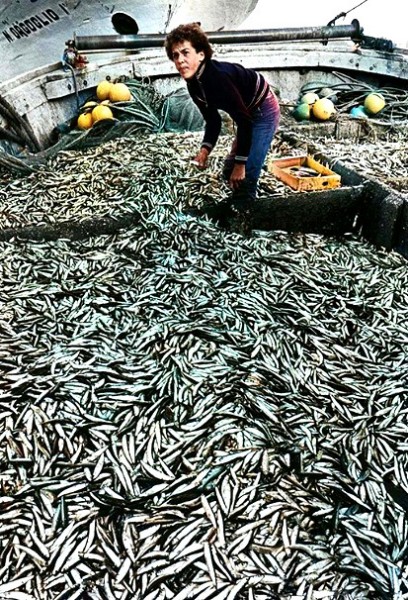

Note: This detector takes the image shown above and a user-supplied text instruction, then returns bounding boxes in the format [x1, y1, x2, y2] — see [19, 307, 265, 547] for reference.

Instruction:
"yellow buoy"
[92, 104, 114, 122]
[82, 100, 98, 110]
[364, 92, 385, 115]
[312, 98, 336, 121]
[77, 112, 93, 130]
[300, 92, 319, 105]
[96, 80, 113, 101]
[109, 82, 131, 102]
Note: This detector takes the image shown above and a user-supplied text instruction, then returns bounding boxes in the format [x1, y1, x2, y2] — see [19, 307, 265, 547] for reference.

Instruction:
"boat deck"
[1, 52, 408, 599]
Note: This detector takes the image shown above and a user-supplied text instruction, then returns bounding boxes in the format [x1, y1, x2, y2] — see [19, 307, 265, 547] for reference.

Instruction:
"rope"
[327, 0, 370, 26]
[0, 149, 39, 174]
[299, 72, 408, 123]
[63, 63, 80, 112]
[0, 95, 41, 152]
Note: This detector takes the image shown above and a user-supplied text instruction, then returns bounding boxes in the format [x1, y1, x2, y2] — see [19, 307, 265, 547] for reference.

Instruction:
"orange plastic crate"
[268, 155, 341, 191]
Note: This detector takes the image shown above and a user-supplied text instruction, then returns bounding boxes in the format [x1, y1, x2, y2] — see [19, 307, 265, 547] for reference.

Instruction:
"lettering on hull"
[2, 3, 70, 43]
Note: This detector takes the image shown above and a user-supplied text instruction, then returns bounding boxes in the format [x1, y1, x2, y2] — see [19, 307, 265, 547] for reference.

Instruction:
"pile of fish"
[311, 134, 408, 193]
[1, 132, 408, 600]
[0, 132, 297, 234]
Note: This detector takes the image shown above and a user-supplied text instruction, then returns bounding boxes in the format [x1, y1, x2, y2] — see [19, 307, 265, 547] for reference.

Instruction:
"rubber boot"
[222, 139, 237, 181]
[222, 156, 235, 182]
[229, 178, 257, 236]
[231, 177, 257, 212]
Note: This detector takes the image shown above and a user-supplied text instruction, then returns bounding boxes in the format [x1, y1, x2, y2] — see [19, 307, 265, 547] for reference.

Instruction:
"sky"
[239, 0, 407, 48]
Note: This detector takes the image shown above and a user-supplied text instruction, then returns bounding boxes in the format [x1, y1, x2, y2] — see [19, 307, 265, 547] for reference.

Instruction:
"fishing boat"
[2, 3, 408, 600]
[0, 0, 258, 81]
[1, 1, 407, 258]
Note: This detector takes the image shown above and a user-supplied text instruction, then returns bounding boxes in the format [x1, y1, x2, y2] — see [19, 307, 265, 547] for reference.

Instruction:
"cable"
[299, 76, 408, 123]
[63, 63, 81, 113]
[0, 96, 41, 152]
[327, 0, 369, 26]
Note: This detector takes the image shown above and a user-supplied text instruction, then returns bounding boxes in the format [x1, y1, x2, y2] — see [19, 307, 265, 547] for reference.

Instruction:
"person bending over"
[164, 22, 280, 209]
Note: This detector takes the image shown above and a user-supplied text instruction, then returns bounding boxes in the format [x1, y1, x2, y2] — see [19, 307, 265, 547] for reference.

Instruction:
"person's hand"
[229, 163, 246, 190]
[191, 147, 209, 169]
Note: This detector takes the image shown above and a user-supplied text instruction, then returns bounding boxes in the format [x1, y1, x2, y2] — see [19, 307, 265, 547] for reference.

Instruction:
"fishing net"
[162, 87, 205, 132]
[0, 79, 205, 174]
[298, 71, 408, 122]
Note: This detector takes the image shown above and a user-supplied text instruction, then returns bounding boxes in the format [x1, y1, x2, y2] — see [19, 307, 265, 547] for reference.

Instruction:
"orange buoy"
[109, 82, 131, 102]
[92, 104, 114, 121]
[312, 98, 336, 121]
[77, 112, 93, 129]
[96, 80, 113, 101]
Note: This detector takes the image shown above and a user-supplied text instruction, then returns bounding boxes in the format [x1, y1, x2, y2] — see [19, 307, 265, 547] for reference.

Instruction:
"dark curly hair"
[164, 23, 213, 61]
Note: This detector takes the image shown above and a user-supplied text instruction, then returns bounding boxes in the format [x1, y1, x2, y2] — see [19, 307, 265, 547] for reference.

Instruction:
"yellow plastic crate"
[268, 155, 341, 191]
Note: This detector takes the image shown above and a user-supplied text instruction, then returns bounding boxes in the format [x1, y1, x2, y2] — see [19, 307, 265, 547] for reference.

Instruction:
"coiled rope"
[300, 71, 408, 123]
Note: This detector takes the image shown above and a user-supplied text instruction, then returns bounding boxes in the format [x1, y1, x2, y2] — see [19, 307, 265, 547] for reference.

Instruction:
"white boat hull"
[1, 0, 258, 81]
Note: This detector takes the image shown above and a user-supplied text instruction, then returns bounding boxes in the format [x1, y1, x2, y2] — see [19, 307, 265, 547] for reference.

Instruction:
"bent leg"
[222, 137, 237, 181]
[245, 91, 281, 201]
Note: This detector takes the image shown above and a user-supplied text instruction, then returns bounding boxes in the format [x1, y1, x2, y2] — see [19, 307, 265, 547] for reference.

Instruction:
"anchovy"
[0, 129, 408, 599]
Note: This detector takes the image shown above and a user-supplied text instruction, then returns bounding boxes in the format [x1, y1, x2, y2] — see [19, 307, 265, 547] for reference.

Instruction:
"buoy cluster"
[292, 87, 387, 124]
[350, 92, 386, 120]
[292, 87, 386, 121]
[77, 80, 132, 130]
[292, 89, 337, 122]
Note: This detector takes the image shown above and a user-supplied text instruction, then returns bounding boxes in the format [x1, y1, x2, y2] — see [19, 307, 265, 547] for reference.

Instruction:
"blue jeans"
[223, 89, 280, 205]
